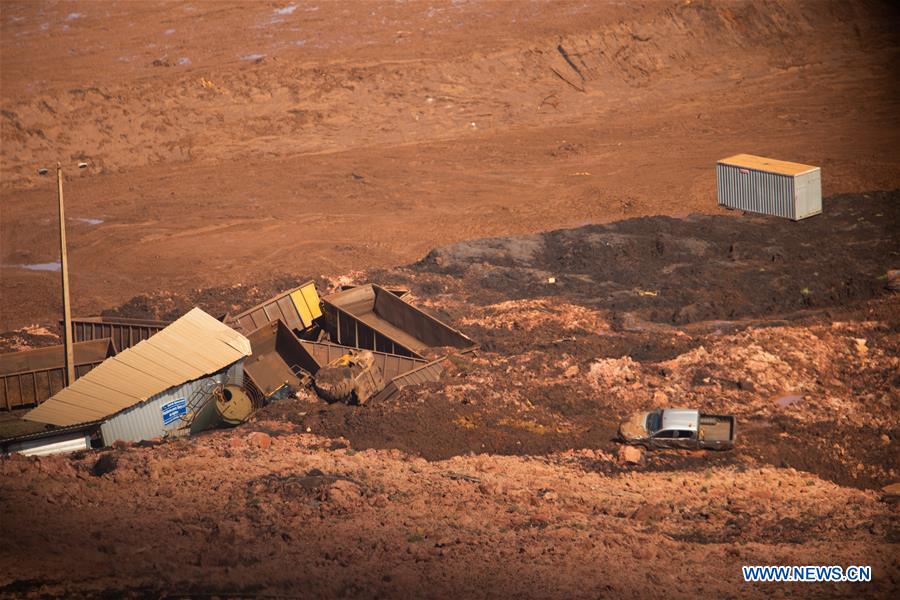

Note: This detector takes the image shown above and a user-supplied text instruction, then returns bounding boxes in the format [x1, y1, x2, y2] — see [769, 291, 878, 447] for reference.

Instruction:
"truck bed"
[698, 414, 735, 442]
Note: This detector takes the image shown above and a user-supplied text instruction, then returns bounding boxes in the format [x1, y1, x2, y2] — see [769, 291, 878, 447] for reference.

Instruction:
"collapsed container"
[64, 316, 170, 351]
[321, 284, 475, 358]
[228, 280, 322, 336]
[716, 153, 822, 220]
[0, 339, 117, 410]
[300, 339, 444, 403]
[24, 308, 252, 445]
[244, 319, 443, 403]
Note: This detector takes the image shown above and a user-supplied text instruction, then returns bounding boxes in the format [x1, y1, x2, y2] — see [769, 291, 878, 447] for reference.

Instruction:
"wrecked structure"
[242, 319, 446, 404]
[23, 308, 252, 448]
[1, 279, 475, 454]
[65, 315, 170, 351]
[228, 280, 323, 337]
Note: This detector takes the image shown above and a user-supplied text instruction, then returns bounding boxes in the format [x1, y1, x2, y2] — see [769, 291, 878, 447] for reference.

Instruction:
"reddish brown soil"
[2, 0, 899, 331]
[1, 2, 899, 598]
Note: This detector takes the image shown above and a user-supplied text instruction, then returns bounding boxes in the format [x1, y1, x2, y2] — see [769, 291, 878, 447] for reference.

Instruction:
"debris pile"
[0, 279, 475, 454]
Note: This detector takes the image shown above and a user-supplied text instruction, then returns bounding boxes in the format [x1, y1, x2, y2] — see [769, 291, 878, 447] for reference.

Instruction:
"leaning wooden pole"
[57, 163, 75, 386]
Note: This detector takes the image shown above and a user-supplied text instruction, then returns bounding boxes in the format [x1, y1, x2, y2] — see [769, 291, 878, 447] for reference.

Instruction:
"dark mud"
[414, 191, 899, 325]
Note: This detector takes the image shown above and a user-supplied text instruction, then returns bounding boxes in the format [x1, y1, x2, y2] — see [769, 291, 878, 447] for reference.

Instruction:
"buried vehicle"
[618, 408, 736, 450]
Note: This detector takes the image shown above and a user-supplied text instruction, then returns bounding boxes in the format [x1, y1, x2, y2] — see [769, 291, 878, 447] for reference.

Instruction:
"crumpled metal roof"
[24, 308, 251, 427]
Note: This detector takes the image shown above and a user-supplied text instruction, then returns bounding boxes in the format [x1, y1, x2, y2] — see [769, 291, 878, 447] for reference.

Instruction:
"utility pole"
[57, 163, 75, 386]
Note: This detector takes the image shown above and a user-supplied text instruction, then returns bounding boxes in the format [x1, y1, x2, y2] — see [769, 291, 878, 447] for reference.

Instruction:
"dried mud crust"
[1, 431, 897, 599]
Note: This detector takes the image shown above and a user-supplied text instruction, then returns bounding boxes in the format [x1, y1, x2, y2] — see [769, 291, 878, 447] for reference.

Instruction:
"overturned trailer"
[244, 319, 444, 403]
[0, 339, 117, 411]
[321, 284, 475, 358]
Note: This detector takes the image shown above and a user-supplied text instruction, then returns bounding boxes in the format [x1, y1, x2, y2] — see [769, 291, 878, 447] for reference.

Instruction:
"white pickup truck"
[618, 408, 736, 450]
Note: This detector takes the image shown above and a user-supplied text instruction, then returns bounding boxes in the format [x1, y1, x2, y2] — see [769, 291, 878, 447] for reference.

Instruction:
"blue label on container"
[161, 398, 187, 426]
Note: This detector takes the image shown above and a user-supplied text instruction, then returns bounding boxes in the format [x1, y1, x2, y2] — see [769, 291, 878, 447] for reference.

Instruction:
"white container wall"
[100, 362, 243, 445]
[717, 154, 821, 220]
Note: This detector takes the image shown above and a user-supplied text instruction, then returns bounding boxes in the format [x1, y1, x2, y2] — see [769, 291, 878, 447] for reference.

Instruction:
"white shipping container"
[717, 154, 821, 220]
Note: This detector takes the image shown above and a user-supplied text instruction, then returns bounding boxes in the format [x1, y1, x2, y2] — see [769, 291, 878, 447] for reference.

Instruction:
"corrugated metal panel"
[66, 316, 170, 350]
[717, 155, 822, 220]
[229, 281, 323, 334]
[24, 309, 251, 427]
[0, 340, 116, 411]
[8, 431, 91, 456]
[100, 362, 242, 444]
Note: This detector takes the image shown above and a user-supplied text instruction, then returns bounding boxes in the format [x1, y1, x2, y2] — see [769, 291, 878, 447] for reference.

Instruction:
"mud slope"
[2, 0, 899, 330]
[2, 1, 895, 187]
[1, 432, 896, 598]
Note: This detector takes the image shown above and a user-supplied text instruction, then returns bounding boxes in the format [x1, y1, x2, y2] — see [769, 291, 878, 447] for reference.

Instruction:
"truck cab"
[618, 408, 736, 450]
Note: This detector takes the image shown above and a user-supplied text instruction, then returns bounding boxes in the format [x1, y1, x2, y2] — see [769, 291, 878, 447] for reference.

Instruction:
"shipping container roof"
[718, 153, 818, 176]
[24, 308, 251, 427]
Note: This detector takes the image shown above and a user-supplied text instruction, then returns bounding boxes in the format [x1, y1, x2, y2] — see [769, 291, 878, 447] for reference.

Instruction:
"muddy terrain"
[2, 191, 898, 597]
[2, 0, 900, 330]
[1, 1, 899, 598]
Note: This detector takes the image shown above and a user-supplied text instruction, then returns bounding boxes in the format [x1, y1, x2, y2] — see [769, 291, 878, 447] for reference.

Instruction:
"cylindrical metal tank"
[189, 384, 255, 432]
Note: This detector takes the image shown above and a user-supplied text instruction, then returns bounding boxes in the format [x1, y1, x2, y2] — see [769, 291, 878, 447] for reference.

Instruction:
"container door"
[793, 174, 807, 220]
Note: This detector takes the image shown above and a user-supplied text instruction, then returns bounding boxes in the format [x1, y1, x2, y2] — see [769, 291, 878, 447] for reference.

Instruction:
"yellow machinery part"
[216, 384, 254, 426]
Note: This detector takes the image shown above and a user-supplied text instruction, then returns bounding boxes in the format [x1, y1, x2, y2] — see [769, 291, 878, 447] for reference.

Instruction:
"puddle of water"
[241, 53, 265, 61]
[17, 262, 61, 272]
[165, 28, 176, 35]
[66, 12, 84, 21]
[178, 57, 191, 65]
[775, 394, 803, 407]
[72, 217, 104, 225]
[274, 4, 297, 16]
